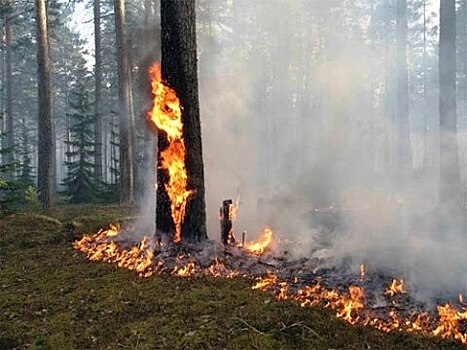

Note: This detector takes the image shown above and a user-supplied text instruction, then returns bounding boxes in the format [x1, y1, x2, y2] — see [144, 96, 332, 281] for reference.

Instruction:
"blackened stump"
[220, 199, 234, 245]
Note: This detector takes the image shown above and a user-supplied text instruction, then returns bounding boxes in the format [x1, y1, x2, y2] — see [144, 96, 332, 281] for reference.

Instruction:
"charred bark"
[35, 0, 53, 209]
[159, 0, 207, 242]
[439, 0, 461, 205]
[114, 0, 134, 203]
[220, 199, 234, 245]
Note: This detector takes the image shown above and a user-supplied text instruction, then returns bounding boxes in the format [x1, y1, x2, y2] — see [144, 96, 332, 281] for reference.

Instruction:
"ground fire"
[71, 62, 467, 347]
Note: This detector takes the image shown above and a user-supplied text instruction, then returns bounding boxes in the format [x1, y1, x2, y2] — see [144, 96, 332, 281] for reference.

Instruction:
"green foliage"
[24, 185, 38, 205]
[62, 62, 98, 204]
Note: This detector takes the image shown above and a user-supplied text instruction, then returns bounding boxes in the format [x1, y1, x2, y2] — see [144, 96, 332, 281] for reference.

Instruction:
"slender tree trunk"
[422, 0, 429, 170]
[3, 2, 13, 180]
[439, 0, 460, 205]
[94, 0, 103, 182]
[159, 0, 207, 241]
[114, 0, 134, 203]
[1, 23, 6, 167]
[396, 0, 412, 173]
[35, 0, 53, 209]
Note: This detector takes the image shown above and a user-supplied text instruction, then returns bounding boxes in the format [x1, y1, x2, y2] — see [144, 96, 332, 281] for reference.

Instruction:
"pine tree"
[62, 64, 97, 203]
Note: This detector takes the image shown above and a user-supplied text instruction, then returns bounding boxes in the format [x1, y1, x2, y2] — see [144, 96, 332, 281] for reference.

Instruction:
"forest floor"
[0, 205, 465, 350]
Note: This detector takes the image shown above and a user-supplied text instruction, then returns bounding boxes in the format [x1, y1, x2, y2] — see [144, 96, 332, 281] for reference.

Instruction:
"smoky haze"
[196, 0, 467, 302]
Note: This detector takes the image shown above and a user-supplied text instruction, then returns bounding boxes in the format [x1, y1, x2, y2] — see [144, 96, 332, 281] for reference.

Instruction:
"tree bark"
[395, 0, 412, 173]
[114, 0, 134, 203]
[94, 0, 103, 182]
[159, 0, 207, 241]
[35, 0, 53, 209]
[439, 0, 461, 205]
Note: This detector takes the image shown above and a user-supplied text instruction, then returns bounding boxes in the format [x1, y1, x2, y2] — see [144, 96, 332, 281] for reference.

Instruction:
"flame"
[336, 286, 365, 324]
[385, 279, 406, 297]
[244, 227, 274, 255]
[207, 258, 239, 278]
[172, 262, 197, 277]
[72, 226, 156, 278]
[148, 63, 192, 243]
[432, 303, 467, 343]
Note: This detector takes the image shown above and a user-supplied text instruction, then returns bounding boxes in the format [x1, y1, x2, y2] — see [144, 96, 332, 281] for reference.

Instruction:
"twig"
[235, 317, 268, 335]
[276, 321, 321, 338]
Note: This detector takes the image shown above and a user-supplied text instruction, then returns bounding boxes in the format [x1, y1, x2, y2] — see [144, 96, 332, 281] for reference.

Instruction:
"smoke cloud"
[196, 0, 467, 302]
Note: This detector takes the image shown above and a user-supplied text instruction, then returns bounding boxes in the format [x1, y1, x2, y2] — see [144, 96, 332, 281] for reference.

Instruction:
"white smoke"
[197, 0, 467, 301]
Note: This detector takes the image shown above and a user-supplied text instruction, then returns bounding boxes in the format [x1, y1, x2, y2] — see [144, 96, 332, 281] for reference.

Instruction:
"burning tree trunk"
[114, 0, 134, 203]
[439, 0, 461, 206]
[35, 0, 53, 209]
[158, 0, 207, 241]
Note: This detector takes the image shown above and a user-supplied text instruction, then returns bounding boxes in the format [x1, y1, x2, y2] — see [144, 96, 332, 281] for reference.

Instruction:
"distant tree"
[62, 64, 97, 203]
[94, 0, 103, 182]
[114, 0, 134, 203]
[159, 0, 207, 241]
[2, 1, 14, 181]
[17, 119, 35, 186]
[396, 0, 412, 173]
[439, 0, 460, 205]
[35, 0, 53, 209]
[0, 126, 19, 214]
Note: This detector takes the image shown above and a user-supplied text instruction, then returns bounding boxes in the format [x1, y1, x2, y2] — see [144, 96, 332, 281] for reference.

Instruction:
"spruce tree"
[62, 63, 96, 203]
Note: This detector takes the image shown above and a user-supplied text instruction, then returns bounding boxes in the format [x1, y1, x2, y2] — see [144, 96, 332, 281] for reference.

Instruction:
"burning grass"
[1, 205, 466, 349]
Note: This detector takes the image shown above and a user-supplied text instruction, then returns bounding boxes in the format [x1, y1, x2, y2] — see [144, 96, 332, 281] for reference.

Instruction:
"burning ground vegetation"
[67, 63, 466, 347]
[72, 221, 467, 347]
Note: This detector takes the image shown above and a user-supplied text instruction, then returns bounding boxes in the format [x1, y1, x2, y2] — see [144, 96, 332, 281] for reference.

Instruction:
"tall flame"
[148, 63, 192, 243]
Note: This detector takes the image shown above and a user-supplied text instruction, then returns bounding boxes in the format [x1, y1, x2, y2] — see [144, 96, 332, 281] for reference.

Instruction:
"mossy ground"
[0, 205, 464, 349]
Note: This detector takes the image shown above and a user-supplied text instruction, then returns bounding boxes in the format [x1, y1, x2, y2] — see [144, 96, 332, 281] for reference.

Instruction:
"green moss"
[0, 205, 464, 350]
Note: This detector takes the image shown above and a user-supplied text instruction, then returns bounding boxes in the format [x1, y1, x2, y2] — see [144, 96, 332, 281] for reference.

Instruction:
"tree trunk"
[1, 22, 6, 168]
[422, 0, 429, 170]
[395, 0, 412, 173]
[94, 0, 103, 182]
[114, 0, 134, 203]
[35, 0, 53, 209]
[3, 2, 13, 180]
[159, 0, 207, 241]
[439, 0, 461, 205]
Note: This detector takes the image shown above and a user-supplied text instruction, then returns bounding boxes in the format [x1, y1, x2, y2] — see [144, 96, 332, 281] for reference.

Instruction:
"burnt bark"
[220, 199, 233, 245]
[159, 0, 207, 241]
[395, 0, 412, 173]
[35, 0, 53, 209]
[439, 0, 461, 205]
[94, 0, 103, 182]
[114, 0, 134, 203]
